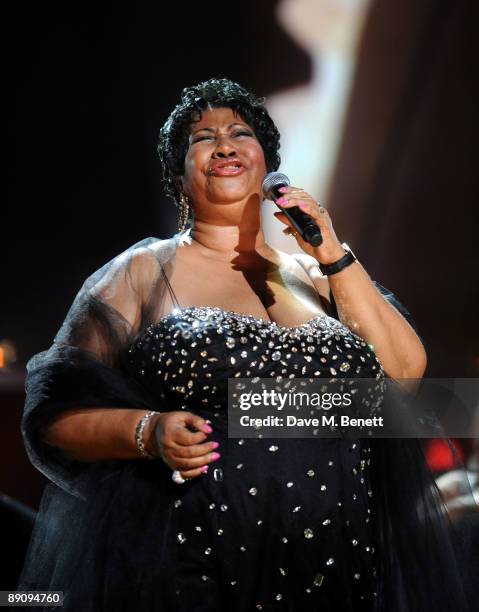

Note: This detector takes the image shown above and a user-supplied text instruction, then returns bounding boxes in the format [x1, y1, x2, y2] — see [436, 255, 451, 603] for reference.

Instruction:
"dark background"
[7, 0, 312, 363]
[3, 0, 479, 508]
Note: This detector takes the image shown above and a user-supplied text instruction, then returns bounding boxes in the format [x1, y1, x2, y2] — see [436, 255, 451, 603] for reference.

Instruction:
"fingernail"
[201, 465, 209, 474]
[276, 198, 288, 205]
[210, 452, 221, 460]
[278, 186, 288, 193]
[211, 441, 220, 449]
[202, 424, 213, 433]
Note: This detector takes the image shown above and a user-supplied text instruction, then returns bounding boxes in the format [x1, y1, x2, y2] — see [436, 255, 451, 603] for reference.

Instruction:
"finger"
[283, 190, 311, 199]
[183, 412, 213, 435]
[171, 450, 221, 471]
[172, 425, 209, 446]
[172, 413, 213, 445]
[278, 199, 325, 225]
[275, 200, 323, 232]
[303, 202, 330, 228]
[276, 196, 317, 211]
[273, 211, 294, 227]
[172, 440, 220, 459]
[277, 185, 309, 196]
[275, 197, 331, 236]
[179, 464, 211, 479]
[274, 212, 310, 242]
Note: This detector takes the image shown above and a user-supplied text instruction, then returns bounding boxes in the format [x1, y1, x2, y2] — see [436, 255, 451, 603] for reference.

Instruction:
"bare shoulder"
[128, 237, 176, 289]
[87, 240, 159, 296]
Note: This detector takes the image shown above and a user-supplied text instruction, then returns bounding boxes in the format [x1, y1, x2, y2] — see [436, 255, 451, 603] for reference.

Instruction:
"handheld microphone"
[262, 172, 323, 247]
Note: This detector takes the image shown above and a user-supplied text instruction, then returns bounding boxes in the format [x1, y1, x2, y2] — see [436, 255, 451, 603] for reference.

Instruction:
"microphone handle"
[272, 186, 323, 247]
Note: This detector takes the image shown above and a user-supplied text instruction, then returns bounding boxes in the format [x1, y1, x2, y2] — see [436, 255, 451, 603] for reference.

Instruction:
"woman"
[19, 79, 469, 611]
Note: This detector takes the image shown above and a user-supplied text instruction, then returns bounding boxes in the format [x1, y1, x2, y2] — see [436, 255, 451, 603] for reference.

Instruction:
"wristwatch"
[319, 242, 357, 276]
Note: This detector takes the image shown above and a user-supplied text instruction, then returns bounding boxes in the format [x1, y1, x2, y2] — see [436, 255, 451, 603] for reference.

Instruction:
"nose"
[212, 135, 237, 159]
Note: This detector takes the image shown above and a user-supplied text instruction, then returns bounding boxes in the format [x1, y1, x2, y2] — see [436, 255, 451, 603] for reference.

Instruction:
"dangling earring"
[177, 193, 190, 233]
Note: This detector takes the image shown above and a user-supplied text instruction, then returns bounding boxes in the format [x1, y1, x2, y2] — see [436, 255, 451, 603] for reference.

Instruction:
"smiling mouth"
[210, 163, 245, 176]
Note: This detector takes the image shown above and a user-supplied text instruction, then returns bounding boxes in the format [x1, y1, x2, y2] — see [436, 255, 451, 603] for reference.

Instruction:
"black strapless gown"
[125, 305, 384, 611]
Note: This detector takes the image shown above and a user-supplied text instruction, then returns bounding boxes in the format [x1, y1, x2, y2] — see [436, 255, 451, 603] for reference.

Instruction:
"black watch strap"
[319, 244, 357, 276]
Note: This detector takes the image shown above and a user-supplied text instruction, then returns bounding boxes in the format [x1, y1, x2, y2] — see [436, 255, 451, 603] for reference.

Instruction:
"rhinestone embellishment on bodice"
[127, 306, 383, 413]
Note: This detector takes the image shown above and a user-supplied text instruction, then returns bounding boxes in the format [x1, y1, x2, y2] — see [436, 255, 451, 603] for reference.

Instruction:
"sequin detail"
[125, 305, 382, 604]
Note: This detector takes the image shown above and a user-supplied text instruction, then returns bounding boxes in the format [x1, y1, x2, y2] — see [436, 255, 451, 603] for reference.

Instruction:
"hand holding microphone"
[262, 172, 348, 267]
[262, 172, 323, 247]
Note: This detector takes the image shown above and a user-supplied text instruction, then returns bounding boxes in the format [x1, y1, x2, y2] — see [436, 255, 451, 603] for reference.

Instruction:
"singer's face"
[181, 107, 267, 211]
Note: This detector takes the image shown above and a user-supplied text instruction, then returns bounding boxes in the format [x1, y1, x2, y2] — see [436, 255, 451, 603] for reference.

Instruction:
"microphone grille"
[262, 172, 290, 199]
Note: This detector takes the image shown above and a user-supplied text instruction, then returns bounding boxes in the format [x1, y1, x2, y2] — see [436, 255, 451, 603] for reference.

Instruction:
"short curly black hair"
[157, 78, 281, 204]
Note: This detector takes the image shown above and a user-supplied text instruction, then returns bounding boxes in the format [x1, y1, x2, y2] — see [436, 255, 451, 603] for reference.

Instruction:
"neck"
[189, 219, 273, 266]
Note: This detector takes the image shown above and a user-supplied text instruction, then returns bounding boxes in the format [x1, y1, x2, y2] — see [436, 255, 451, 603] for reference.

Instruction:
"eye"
[192, 135, 213, 143]
[233, 130, 253, 138]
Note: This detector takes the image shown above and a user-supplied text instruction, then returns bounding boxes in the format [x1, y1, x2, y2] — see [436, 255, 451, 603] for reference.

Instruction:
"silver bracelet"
[135, 411, 161, 459]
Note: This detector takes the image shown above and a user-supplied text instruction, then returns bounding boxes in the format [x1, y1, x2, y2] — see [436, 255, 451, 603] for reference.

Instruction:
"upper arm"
[372, 281, 421, 337]
[90, 247, 161, 332]
[69, 247, 164, 361]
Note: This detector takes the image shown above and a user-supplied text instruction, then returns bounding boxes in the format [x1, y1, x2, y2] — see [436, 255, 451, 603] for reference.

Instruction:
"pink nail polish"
[276, 198, 288, 205]
[203, 424, 213, 434]
[201, 465, 209, 474]
[211, 441, 220, 449]
[278, 186, 288, 193]
[211, 452, 221, 460]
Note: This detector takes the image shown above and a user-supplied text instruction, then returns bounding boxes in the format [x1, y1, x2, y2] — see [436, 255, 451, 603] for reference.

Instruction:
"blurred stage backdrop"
[3, 0, 478, 514]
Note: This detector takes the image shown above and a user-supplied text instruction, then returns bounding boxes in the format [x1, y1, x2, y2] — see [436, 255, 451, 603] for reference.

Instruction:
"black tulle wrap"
[18, 230, 476, 611]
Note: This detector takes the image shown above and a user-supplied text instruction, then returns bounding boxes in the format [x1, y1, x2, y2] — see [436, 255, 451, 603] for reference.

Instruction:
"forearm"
[44, 408, 161, 462]
[326, 257, 427, 380]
